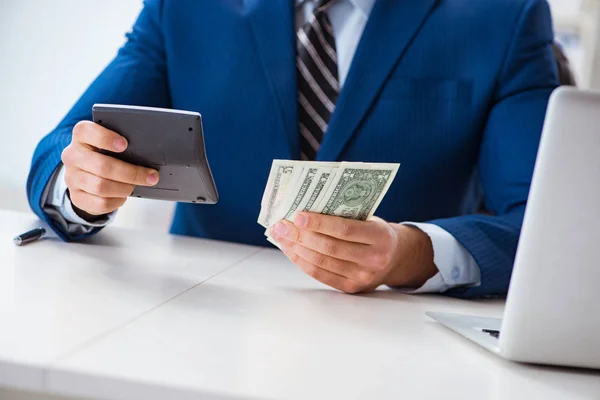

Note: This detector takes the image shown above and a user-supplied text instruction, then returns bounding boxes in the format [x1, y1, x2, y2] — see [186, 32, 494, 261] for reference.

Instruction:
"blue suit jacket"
[27, 0, 558, 297]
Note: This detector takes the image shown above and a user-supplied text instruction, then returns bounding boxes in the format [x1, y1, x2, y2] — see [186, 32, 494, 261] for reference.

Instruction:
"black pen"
[13, 227, 46, 246]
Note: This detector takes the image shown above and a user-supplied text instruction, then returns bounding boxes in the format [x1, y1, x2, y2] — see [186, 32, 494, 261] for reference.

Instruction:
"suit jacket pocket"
[380, 77, 473, 104]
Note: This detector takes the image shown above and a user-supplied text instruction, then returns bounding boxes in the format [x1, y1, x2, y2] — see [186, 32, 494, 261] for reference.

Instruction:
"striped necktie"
[296, 0, 340, 160]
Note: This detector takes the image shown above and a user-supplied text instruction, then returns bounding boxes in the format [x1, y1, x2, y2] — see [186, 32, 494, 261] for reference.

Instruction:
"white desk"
[0, 210, 598, 400]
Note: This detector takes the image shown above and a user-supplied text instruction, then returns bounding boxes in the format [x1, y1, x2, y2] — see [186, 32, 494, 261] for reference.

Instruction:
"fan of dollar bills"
[258, 160, 400, 245]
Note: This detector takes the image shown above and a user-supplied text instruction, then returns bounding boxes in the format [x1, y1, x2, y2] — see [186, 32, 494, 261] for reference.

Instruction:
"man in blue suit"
[27, 0, 559, 297]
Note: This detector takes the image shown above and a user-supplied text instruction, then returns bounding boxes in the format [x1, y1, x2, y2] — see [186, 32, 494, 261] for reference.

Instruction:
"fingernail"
[294, 214, 308, 228]
[114, 137, 127, 152]
[272, 222, 288, 237]
[147, 171, 159, 185]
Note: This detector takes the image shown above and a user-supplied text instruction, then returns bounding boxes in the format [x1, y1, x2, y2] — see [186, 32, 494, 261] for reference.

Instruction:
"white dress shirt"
[43, 0, 481, 293]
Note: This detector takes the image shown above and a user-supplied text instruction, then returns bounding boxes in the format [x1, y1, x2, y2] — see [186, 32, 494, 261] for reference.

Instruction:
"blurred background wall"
[0, 0, 597, 232]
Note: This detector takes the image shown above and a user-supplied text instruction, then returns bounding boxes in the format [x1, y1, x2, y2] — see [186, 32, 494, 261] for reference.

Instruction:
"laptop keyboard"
[482, 329, 500, 339]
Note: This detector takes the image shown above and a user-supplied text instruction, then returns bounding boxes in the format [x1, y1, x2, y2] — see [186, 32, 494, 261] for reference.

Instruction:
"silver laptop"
[427, 87, 600, 370]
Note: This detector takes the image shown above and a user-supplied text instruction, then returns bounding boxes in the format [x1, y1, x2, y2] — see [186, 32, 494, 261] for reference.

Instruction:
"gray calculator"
[92, 104, 218, 204]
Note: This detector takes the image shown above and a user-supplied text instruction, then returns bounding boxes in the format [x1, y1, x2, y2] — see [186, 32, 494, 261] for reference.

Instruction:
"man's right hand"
[61, 121, 160, 218]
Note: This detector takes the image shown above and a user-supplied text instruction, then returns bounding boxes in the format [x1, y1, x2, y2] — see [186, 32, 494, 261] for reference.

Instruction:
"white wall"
[0, 0, 174, 231]
[549, 0, 586, 84]
[548, 0, 600, 88]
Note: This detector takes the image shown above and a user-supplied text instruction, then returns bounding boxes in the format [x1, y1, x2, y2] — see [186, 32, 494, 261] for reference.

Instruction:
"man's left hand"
[270, 213, 438, 294]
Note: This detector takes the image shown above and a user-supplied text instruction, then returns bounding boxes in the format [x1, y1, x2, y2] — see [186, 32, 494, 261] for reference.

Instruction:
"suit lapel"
[318, 0, 440, 161]
[245, 0, 299, 159]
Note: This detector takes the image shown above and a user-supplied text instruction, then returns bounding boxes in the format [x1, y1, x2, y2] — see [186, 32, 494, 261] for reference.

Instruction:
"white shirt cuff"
[399, 222, 481, 294]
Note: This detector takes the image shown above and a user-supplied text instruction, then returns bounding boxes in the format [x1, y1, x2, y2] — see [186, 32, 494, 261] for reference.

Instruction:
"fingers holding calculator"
[61, 120, 160, 217]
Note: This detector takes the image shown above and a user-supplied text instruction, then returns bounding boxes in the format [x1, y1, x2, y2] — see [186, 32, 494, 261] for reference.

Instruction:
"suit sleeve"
[429, 0, 559, 297]
[26, 0, 170, 241]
